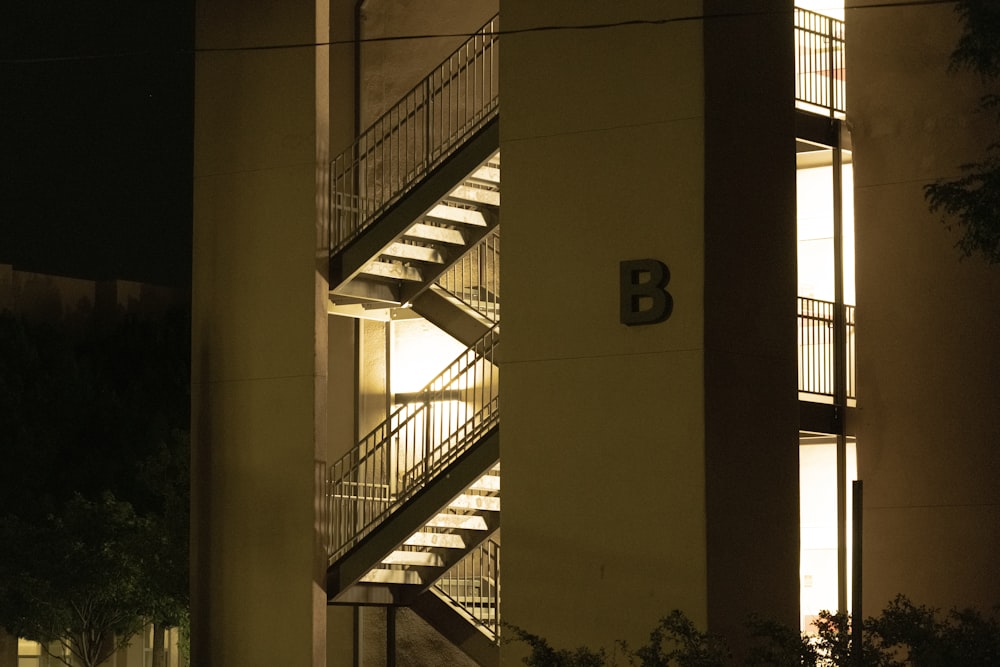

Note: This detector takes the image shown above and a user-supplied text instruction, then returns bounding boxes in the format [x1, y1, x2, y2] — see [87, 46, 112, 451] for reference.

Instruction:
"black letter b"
[620, 259, 673, 326]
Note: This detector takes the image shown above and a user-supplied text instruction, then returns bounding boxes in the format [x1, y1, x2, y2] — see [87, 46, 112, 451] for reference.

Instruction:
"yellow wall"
[847, 0, 1000, 612]
[500, 2, 798, 659]
[191, 0, 330, 663]
[499, 0, 709, 656]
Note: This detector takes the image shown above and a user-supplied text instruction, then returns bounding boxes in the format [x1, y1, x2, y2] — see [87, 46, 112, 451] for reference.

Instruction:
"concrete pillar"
[703, 0, 799, 648]
[500, 1, 797, 661]
[191, 0, 330, 663]
[847, 0, 1000, 612]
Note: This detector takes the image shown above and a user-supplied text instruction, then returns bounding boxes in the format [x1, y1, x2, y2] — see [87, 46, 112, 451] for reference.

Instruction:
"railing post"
[422, 389, 431, 480]
[424, 76, 431, 169]
[827, 14, 835, 118]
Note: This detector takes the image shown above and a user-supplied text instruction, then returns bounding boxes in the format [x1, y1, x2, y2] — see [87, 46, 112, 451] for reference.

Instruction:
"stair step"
[360, 568, 425, 585]
[448, 494, 500, 512]
[424, 204, 487, 227]
[425, 513, 490, 530]
[403, 223, 467, 246]
[361, 260, 423, 282]
[467, 165, 500, 186]
[405, 532, 466, 549]
[381, 242, 445, 264]
[382, 551, 445, 567]
[445, 185, 500, 208]
[468, 474, 500, 492]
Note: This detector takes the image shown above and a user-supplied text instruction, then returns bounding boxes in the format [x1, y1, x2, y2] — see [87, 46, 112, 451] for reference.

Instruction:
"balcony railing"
[795, 8, 845, 116]
[330, 15, 499, 256]
[798, 296, 855, 400]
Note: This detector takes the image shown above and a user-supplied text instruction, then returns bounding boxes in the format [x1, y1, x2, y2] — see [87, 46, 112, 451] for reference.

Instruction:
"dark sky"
[1, 1, 194, 288]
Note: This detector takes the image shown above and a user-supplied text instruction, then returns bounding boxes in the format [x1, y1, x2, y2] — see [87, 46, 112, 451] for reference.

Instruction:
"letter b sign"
[620, 259, 673, 326]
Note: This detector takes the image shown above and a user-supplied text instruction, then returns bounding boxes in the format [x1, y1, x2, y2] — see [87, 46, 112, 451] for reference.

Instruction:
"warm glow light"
[800, 436, 857, 630]
[797, 159, 855, 304]
[390, 318, 466, 394]
[796, 0, 844, 20]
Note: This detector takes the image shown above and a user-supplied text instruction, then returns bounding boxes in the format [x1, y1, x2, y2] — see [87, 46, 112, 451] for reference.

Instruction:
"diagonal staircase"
[325, 315, 500, 593]
[325, 14, 503, 663]
[329, 14, 499, 309]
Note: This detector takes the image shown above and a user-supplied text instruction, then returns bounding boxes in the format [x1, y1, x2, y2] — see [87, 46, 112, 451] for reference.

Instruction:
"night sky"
[1, 1, 194, 288]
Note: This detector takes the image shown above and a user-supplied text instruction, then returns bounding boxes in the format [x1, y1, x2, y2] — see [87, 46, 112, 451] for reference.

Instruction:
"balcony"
[795, 7, 845, 117]
[798, 296, 855, 403]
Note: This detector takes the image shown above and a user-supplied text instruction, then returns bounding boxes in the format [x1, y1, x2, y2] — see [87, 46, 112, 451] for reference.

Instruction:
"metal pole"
[852, 480, 864, 666]
[832, 119, 849, 614]
[386, 607, 396, 667]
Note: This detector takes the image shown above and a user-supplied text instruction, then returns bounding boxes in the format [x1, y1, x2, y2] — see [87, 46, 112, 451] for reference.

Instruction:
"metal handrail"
[794, 8, 845, 116]
[435, 228, 500, 323]
[325, 324, 500, 563]
[433, 538, 500, 642]
[330, 14, 500, 255]
[798, 296, 856, 399]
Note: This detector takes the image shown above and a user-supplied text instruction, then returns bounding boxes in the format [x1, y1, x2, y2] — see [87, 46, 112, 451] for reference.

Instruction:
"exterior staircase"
[328, 13, 499, 310]
[324, 323, 501, 663]
[324, 14, 504, 663]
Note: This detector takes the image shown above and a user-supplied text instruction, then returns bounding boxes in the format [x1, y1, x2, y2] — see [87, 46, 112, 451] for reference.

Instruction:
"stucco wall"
[847, 0, 1000, 612]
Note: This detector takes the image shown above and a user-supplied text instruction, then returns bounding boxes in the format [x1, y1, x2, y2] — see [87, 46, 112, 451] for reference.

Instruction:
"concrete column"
[191, 0, 330, 663]
[500, 1, 797, 661]
[847, 0, 1000, 613]
[500, 0, 710, 658]
[703, 0, 799, 650]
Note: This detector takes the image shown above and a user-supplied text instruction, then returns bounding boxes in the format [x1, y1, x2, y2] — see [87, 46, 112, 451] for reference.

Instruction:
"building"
[190, 0, 1000, 664]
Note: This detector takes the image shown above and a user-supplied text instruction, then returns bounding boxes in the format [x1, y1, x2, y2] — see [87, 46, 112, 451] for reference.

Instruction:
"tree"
[0, 494, 152, 667]
[924, 0, 1000, 264]
[0, 307, 191, 665]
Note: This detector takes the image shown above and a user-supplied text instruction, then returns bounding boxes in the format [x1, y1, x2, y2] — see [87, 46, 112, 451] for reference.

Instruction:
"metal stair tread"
[424, 204, 487, 227]
[360, 568, 425, 585]
[468, 474, 500, 492]
[403, 223, 467, 246]
[381, 242, 445, 264]
[448, 494, 500, 512]
[424, 513, 490, 530]
[445, 185, 500, 208]
[382, 551, 445, 567]
[466, 165, 500, 186]
[360, 260, 424, 282]
[405, 532, 466, 549]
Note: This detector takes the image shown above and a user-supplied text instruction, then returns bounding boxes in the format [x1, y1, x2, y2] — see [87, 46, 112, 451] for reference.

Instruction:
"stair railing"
[435, 229, 500, 323]
[325, 324, 500, 563]
[330, 14, 500, 256]
[433, 538, 500, 642]
[795, 7, 845, 116]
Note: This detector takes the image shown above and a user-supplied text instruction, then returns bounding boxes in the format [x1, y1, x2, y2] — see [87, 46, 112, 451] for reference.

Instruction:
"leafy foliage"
[924, 0, 1000, 264]
[0, 308, 190, 664]
[0, 494, 152, 667]
[950, 0, 1000, 79]
[867, 595, 1000, 666]
[508, 626, 608, 667]
[509, 596, 1000, 666]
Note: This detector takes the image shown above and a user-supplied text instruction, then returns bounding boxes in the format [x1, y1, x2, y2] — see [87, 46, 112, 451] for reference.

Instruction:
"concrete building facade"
[191, 1, 1000, 664]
